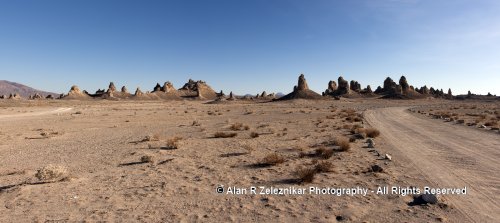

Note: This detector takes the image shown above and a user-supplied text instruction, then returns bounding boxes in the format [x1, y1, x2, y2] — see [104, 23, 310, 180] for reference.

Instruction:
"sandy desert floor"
[0, 98, 498, 222]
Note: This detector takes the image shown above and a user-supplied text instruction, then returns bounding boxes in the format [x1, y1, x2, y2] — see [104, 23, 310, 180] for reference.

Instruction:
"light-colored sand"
[0, 107, 72, 120]
[0, 99, 496, 222]
[365, 107, 500, 222]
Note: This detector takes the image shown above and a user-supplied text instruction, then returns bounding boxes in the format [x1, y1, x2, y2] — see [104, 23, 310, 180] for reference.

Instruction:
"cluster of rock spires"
[0, 93, 22, 100]
[0, 90, 57, 100]
[319, 75, 454, 100]
[0, 93, 56, 100]
[3, 74, 489, 101]
[371, 76, 453, 99]
[60, 79, 219, 101]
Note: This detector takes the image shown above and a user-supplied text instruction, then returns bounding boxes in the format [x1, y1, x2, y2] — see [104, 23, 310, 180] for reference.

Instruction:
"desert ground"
[0, 98, 498, 222]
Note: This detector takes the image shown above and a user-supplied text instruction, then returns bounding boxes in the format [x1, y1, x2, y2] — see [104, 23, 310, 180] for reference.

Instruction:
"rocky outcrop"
[161, 82, 175, 93]
[180, 79, 197, 91]
[420, 86, 429, 94]
[395, 85, 403, 95]
[62, 85, 91, 99]
[121, 86, 128, 93]
[195, 81, 217, 99]
[350, 80, 361, 92]
[337, 76, 350, 95]
[324, 76, 375, 96]
[383, 77, 397, 93]
[399, 76, 409, 94]
[323, 80, 337, 95]
[8, 93, 21, 99]
[276, 74, 323, 101]
[378, 76, 426, 99]
[227, 91, 236, 101]
[153, 83, 162, 92]
[260, 91, 267, 98]
[365, 85, 373, 94]
[429, 87, 436, 95]
[69, 85, 81, 95]
[95, 89, 105, 95]
[297, 74, 309, 90]
[31, 93, 43, 100]
[108, 82, 117, 92]
[135, 87, 143, 96]
[176, 79, 217, 100]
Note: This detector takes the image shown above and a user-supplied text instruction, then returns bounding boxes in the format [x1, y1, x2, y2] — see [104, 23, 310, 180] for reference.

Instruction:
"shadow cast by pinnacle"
[157, 159, 174, 165]
[244, 163, 273, 169]
[118, 161, 148, 167]
[270, 178, 301, 185]
[220, 152, 248, 158]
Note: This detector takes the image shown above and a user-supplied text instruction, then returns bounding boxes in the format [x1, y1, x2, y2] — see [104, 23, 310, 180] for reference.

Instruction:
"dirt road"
[365, 107, 500, 222]
[0, 107, 72, 120]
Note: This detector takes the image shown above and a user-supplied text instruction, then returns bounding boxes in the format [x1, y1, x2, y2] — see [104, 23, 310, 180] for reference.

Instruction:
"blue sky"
[0, 0, 499, 95]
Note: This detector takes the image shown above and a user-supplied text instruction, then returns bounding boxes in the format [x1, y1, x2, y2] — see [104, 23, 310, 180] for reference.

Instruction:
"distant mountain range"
[0, 80, 57, 97]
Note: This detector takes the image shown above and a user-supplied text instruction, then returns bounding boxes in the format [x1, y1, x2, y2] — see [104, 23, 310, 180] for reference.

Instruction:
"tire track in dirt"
[365, 107, 500, 223]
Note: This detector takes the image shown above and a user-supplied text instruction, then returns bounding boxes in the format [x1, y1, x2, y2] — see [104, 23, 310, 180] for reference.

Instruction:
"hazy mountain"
[0, 80, 57, 97]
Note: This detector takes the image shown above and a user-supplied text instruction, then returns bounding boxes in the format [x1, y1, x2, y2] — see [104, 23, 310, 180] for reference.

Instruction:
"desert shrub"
[334, 136, 351, 152]
[298, 151, 308, 158]
[345, 116, 354, 122]
[250, 132, 259, 138]
[143, 134, 160, 142]
[326, 115, 336, 119]
[484, 120, 497, 126]
[242, 145, 254, 153]
[214, 132, 238, 138]
[365, 128, 380, 138]
[315, 147, 334, 159]
[141, 155, 155, 163]
[342, 124, 353, 130]
[341, 108, 356, 114]
[261, 153, 285, 165]
[35, 165, 68, 181]
[352, 124, 363, 129]
[314, 161, 333, 173]
[351, 127, 364, 134]
[230, 123, 250, 131]
[296, 167, 317, 183]
[165, 136, 182, 149]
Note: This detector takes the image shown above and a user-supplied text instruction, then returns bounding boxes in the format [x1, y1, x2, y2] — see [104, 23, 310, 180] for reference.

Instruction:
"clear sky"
[0, 0, 499, 95]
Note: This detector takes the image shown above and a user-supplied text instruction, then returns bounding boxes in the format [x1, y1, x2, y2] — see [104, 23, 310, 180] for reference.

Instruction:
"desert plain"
[0, 97, 499, 223]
